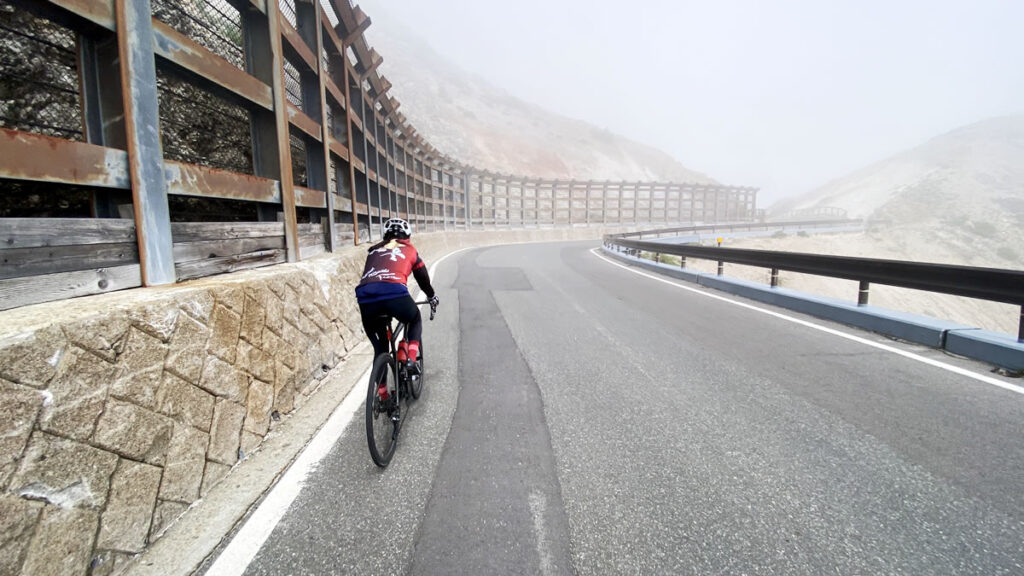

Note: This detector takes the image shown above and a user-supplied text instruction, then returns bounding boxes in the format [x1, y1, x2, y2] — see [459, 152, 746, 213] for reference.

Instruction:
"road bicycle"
[366, 300, 436, 467]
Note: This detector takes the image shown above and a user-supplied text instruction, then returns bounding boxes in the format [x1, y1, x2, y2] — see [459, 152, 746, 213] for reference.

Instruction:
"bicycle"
[366, 300, 436, 467]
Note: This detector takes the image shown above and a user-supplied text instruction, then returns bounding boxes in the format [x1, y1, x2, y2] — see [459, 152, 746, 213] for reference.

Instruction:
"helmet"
[383, 218, 412, 240]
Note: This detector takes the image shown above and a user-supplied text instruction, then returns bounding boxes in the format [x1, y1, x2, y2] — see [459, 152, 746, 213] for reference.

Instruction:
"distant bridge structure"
[0, 0, 757, 310]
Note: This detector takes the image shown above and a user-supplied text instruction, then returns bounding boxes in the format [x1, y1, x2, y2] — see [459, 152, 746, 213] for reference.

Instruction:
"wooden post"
[116, 0, 175, 284]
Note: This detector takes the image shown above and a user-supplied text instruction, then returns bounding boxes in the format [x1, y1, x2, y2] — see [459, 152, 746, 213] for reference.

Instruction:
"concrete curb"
[602, 248, 1024, 371]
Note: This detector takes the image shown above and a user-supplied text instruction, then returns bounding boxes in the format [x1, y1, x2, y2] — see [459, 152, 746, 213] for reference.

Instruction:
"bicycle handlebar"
[414, 300, 437, 321]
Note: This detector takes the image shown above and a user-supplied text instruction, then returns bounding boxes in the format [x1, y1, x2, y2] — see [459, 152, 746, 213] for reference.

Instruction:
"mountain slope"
[724, 116, 1024, 335]
[771, 116, 1024, 225]
[360, 2, 715, 183]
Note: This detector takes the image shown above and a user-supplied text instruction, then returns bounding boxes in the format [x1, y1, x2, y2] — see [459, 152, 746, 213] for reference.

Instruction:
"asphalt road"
[230, 240, 1024, 576]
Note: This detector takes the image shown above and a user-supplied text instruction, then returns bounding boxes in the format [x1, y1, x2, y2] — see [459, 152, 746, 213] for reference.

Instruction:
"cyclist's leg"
[387, 296, 422, 362]
[358, 301, 390, 357]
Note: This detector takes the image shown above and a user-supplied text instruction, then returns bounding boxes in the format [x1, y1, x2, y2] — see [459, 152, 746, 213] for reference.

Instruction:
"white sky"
[364, 0, 1024, 204]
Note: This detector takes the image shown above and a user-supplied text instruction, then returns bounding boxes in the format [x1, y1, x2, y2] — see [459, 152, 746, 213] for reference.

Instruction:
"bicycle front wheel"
[366, 353, 398, 467]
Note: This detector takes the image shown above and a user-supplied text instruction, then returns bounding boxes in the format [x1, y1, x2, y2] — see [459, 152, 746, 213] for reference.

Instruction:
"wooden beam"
[1, 218, 136, 249]
[295, 186, 328, 209]
[279, 14, 318, 72]
[47, 0, 116, 31]
[0, 129, 129, 189]
[175, 249, 285, 281]
[337, 11, 371, 46]
[0, 265, 142, 312]
[151, 18, 273, 110]
[163, 161, 281, 203]
[287, 103, 323, 142]
[0, 243, 138, 280]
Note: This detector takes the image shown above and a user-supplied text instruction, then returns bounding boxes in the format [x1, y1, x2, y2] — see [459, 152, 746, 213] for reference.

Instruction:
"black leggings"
[359, 295, 422, 357]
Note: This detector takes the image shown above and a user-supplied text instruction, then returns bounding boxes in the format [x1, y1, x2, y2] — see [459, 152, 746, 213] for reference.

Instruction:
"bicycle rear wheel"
[366, 353, 398, 467]
[409, 342, 424, 399]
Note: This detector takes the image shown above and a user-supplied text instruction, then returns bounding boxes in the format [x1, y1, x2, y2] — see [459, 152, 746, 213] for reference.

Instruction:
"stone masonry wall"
[0, 227, 621, 576]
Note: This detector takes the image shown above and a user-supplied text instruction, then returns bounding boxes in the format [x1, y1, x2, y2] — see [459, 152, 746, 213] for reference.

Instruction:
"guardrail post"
[1018, 306, 1023, 343]
[717, 261, 724, 276]
[770, 268, 780, 288]
[654, 253, 660, 263]
[680, 256, 686, 269]
[858, 281, 870, 306]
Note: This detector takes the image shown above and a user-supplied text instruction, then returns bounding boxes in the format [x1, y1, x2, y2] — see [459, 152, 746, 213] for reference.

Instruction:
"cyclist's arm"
[411, 257, 435, 298]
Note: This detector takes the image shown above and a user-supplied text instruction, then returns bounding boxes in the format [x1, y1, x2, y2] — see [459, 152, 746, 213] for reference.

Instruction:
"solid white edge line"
[591, 248, 1024, 396]
[206, 246, 472, 576]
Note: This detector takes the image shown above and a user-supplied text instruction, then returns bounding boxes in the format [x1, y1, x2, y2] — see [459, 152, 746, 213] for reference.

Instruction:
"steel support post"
[312, 0, 337, 251]
[373, 112, 383, 228]
[359, 90, 375, 240]
[858, 281, 870, 306]
[342, 61, 359, 243]
[771, 268, 780, 287]
[78, 34, 130, 218]
[116, 0, 174, 285]
[266, 0, 301, 260]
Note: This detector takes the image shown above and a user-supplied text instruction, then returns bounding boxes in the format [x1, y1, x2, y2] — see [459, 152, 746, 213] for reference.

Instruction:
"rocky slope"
[359, 1, 715, 183]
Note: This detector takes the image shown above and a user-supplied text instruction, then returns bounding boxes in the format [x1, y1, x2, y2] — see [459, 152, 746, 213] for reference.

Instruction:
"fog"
[361, 0, 1024, 205]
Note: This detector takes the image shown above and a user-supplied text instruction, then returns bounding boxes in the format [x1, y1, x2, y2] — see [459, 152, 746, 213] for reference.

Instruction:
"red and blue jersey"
[355, 238, 431, 303]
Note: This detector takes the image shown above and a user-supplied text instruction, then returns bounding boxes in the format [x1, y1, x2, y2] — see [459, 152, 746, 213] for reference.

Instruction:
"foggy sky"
[363, 0, 1024, 205]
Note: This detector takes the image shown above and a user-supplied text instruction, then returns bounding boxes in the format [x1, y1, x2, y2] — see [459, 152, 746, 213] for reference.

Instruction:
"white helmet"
[383, 218, 412, 239]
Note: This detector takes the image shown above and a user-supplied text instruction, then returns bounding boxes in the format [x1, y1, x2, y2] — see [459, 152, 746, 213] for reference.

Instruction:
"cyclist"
[355, 218, 438, 398]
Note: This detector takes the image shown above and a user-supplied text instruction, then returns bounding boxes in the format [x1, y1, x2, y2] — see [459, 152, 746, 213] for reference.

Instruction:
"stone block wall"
[0, 227, 620, 575]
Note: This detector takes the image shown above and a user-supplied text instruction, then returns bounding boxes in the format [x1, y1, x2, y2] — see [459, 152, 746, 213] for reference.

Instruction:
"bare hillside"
[724, 116, 1024, 336]
[360, 2, 715, 183]
[769, 115, 1024, 268]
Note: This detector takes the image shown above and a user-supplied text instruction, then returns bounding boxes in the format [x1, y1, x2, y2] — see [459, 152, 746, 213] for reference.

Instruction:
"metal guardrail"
[603, 235, 1024, 342]
[608, 219, 862, 239]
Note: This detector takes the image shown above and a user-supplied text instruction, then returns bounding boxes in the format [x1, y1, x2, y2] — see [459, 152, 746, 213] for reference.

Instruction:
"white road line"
[591, 248, 1024, 396]
[206, 247, 470, 576]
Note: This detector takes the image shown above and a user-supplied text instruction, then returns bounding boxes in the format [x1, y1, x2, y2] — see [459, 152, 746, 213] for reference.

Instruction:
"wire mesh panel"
[319, 0, 339, 26]
[328, 156, 339, 195]
[157, 67, 254, 174]
[326, 100, 345, 141]
[152, 0, 244, 69]
[0, 1, 82, 140]
[291, 133, 307, 186]
[279, 0, 297, 28]
[283, 58, 303, 109]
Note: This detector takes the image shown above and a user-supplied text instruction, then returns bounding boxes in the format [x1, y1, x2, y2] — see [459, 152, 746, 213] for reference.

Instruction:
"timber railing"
[0, 0, 757, 311]
[603, 235, 1024, 342]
